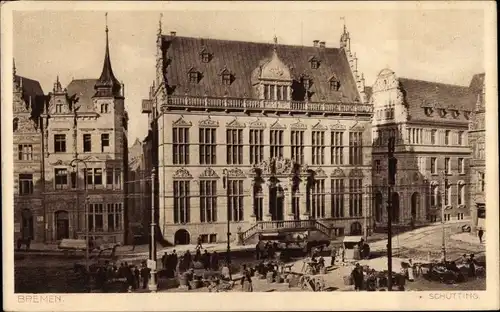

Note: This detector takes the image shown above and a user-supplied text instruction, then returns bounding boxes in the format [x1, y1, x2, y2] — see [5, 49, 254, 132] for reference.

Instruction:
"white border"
[2, 1, 499, 311]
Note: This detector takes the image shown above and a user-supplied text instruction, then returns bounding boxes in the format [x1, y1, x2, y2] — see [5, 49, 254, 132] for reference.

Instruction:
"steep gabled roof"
[469, 73, 485, 95]
[14, 75, 45, 116]
[398, 78, 476, 122]
[66, 79, 98, 112]
[162, 35, 360, 103]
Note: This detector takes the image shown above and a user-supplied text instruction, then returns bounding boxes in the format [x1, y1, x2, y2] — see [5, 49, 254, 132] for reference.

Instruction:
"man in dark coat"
[140, 263, 151, 289]
[202, 250, 211, 270]
[351, 263, 364, 291]
[478, 229, 484, 244]
[210, 251, 219, 271]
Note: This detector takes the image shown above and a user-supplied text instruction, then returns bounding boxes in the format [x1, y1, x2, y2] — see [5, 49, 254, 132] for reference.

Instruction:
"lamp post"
[441, 171, 447, 262]
[148, 168, 158, 292]
[222, 169, 231, 267]
[70, 158, 89, 272]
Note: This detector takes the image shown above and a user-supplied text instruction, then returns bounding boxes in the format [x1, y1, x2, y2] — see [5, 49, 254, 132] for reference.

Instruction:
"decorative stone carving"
[259, 49, 292, 81]
[330, 168, 346, 178]
[173, 168, 193, 179]
[173, 116, 192, 127]
[198, 116, 219, 127]
[300, 164, 310, 175]
[227, 167, 246, 178]
[290, 119, 307, 130]
[330, 122, 346, 130]
[270, 119, 286, 130]
[199, 167, 219, 179]
[314, 167, 327, 178]
[349, 168, 364, 177]
[274, 157, 294, 175]
[413, 172, 419, 182]
[373, 68, 399, 92]
[226, 118, 246, 128]
[312, 121, 327, 131]
[249, 119, 266, 129]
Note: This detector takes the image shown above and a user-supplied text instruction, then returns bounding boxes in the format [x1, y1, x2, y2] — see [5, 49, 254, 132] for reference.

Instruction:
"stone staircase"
[240, 219, 336, 244]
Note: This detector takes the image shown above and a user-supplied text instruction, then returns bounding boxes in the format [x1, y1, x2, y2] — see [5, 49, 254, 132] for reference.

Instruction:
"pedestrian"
[202, 250, 210, 270]
[241, 264, 253, 292]
[133, 265, 140, 289]
[407, 259, 415, 282]
[468, 254, 476, 278]
[210, 251, 219, 271]
[140, 262, 151, 289]
[478, 229, 484, 244]
[330, 246, 337, 267]
[341, 246, 345, 263]
[196, 235, 203, 251]
[162, 252, 168, 270]
[255, 241, 261, 260]
[184, 250, 192, 269]
[171, 250, 178, 275]
[351, 263, 364, 291]
[195, 248, 202, 262]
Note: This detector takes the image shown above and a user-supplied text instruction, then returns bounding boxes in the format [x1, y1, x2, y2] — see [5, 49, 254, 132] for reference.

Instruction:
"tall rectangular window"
[200, 180, 217, 223]
[431, 157, 437, 174]
[331, 179, 345, 218]
[83, 134, 92, 152]
[228, 180, 244, 221]
[311, 131, 325, 165]
[254, 186, 264, 221]
[107, 203, 122, 232]
[114, 168, 122, 190]
[458, 184, 465, 205]
[19, 174, 34, 195]
[291, 130, 304, 164]
[445, 157, 450, 174]
[199, 128, 216, 165]
[88, 203, 104, 232]
[458, 158, 464, 174]
[106, 168, 113, 188]
[54, 134, 66, 153]
[249, 129, 264, 164]
[101, 133, 110, 152]
[331, 131, 344, 165]
[444, 184, 451, 206]
[173, 127, 190, 165]
[457, 131, 463, 146]
[431, 185, 438, 207]
[431, 129, 437, 145]
[445, 130, 450, 145]
[18, 144, 33, 160]
[173, 180, 190, 224]
[54, 168, 68, 190]
[226, 129, 243, 165]
[479, 172, 485, 192]
[311, 180, 325, 219]
[349, 132, 363, 165]
[349, 179, 363, 217]
[94, 168, 103, 186]
[270, 130, 284, 159]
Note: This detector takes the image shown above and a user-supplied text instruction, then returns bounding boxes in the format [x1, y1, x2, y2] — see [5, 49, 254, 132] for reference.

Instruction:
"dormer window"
[219, 67, 233, 85]
[200, 47, 211, 63]
[439, 109, 447, 118]
[328, 74, 340, 91]
[188, 67, 200, 84]
[101, 103, 109, 113]
[308, 56, 320, 69]
[464, 111, 471, 120]
[424, 107, 433, 116]
[55, 101, 63, 113]
[451, 110, 460, 119]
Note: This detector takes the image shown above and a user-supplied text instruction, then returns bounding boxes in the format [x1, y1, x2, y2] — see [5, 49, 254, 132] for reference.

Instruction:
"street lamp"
[441, 171, 447, 262]
[148, 168, 158, 292]
[70, 159, 89, 271]
[222, 169, 231, 267]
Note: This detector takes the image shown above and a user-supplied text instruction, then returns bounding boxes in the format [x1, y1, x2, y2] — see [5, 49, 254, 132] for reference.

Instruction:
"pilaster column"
[250, 180, 257, 224]
[325, 178, 332, 218]
[299, 179, 309, 220]
[263, 179, 272, 221]
[284, 178, 294, 220]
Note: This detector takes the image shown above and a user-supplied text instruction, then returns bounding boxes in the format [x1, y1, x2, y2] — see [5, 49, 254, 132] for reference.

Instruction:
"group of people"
[255, 241, 280, 260]
[84, 260, 152, 292]
[160, 248, 221, 277]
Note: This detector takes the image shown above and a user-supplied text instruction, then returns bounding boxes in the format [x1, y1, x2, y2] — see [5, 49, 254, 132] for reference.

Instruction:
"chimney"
[313, 40, 319, 47]
[319, 41, 326, 48]
[170, 31, 177, 36]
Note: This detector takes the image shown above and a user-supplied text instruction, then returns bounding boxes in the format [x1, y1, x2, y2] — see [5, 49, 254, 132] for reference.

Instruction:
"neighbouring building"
[142, 23, 373, 245]
[370, 69, 476, 230]
[468, 73, 486, 233]
[13, 61, 46, 243]
[41, 22, 129, 244]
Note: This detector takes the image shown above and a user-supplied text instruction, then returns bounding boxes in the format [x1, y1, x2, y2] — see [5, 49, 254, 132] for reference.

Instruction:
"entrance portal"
[21, 209, 34, 240]
[55, 210, 69, 240]
[174, 229, 190, 245]
[269, 184, 284, 221]
[392, 192, 400, 223]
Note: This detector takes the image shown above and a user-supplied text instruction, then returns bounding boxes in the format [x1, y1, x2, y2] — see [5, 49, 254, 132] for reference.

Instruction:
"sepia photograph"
[2, 1, 498, 311]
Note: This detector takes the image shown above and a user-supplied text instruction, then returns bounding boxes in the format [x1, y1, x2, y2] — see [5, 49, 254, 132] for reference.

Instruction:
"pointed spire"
[94, 12, 121, 97]
[53, 75, 63, 93]
[158, 13, 163, 36]
[13, 58, 16, 76]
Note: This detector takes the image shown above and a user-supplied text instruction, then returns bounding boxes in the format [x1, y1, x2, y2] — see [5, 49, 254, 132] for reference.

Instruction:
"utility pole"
[441, 171, 447, 262]
[222, 169, 231, 268]
[148, 168, 158, 292]
[387, 137, 397, 291]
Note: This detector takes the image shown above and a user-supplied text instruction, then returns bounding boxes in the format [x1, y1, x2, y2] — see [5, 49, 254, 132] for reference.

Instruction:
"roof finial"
[158, 13, 163, 35]
[273, 35, 278, 53]
[105, 12, 108, 33]
[13, 58, 16, 76]
[341, 16, 346, 34]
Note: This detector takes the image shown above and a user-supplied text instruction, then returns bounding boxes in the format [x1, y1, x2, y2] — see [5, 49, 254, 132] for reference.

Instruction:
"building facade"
[13, 62, 46, 243]
[143, 24, 374, 245]
[40, 24, 129, 244]
[370, 69, 476, 229]
[468, 73, 486, 232]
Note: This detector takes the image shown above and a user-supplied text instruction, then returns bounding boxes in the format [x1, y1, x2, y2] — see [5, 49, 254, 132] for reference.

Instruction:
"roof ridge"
[399, 77, 469, 89]
[163, 35, 341, 51]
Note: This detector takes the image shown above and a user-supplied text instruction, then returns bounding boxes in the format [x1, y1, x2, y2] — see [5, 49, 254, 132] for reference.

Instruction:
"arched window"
[13, 118, 19, 131]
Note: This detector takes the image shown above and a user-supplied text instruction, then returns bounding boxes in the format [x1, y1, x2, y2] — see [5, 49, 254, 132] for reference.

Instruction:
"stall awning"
[343, 236, 364, 243]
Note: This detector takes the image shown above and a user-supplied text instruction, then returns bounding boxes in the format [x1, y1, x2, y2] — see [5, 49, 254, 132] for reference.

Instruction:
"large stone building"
[142, 23, 374, 245]
[370, 69, 477, 229]
[38, 23, 128, 244]
[13, 61, 46, 243]
[468, 73, 486, 232]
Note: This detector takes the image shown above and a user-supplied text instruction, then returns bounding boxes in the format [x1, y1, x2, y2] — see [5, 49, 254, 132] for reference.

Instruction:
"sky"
[12, 4, 485, 145]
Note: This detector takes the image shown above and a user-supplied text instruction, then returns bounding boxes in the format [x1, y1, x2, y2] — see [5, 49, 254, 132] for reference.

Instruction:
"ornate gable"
[173, 116, 192, 127]
[227, 167, 246, 178]
[226, 118, 246, 128]
[249, 119, 266, 129]
[270, 119, 286, 130]
[312, 120, 327, 131]
[198, 116, 219, 128]
[290, 119, 307, 130]
[314, 167, 327, 178]
[173, 168, 193, 179]
[260, 49, 292, 81]
[199, 167, 219, 179]
[331, 168, 345, 178]
[330, 121, 347, 131]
